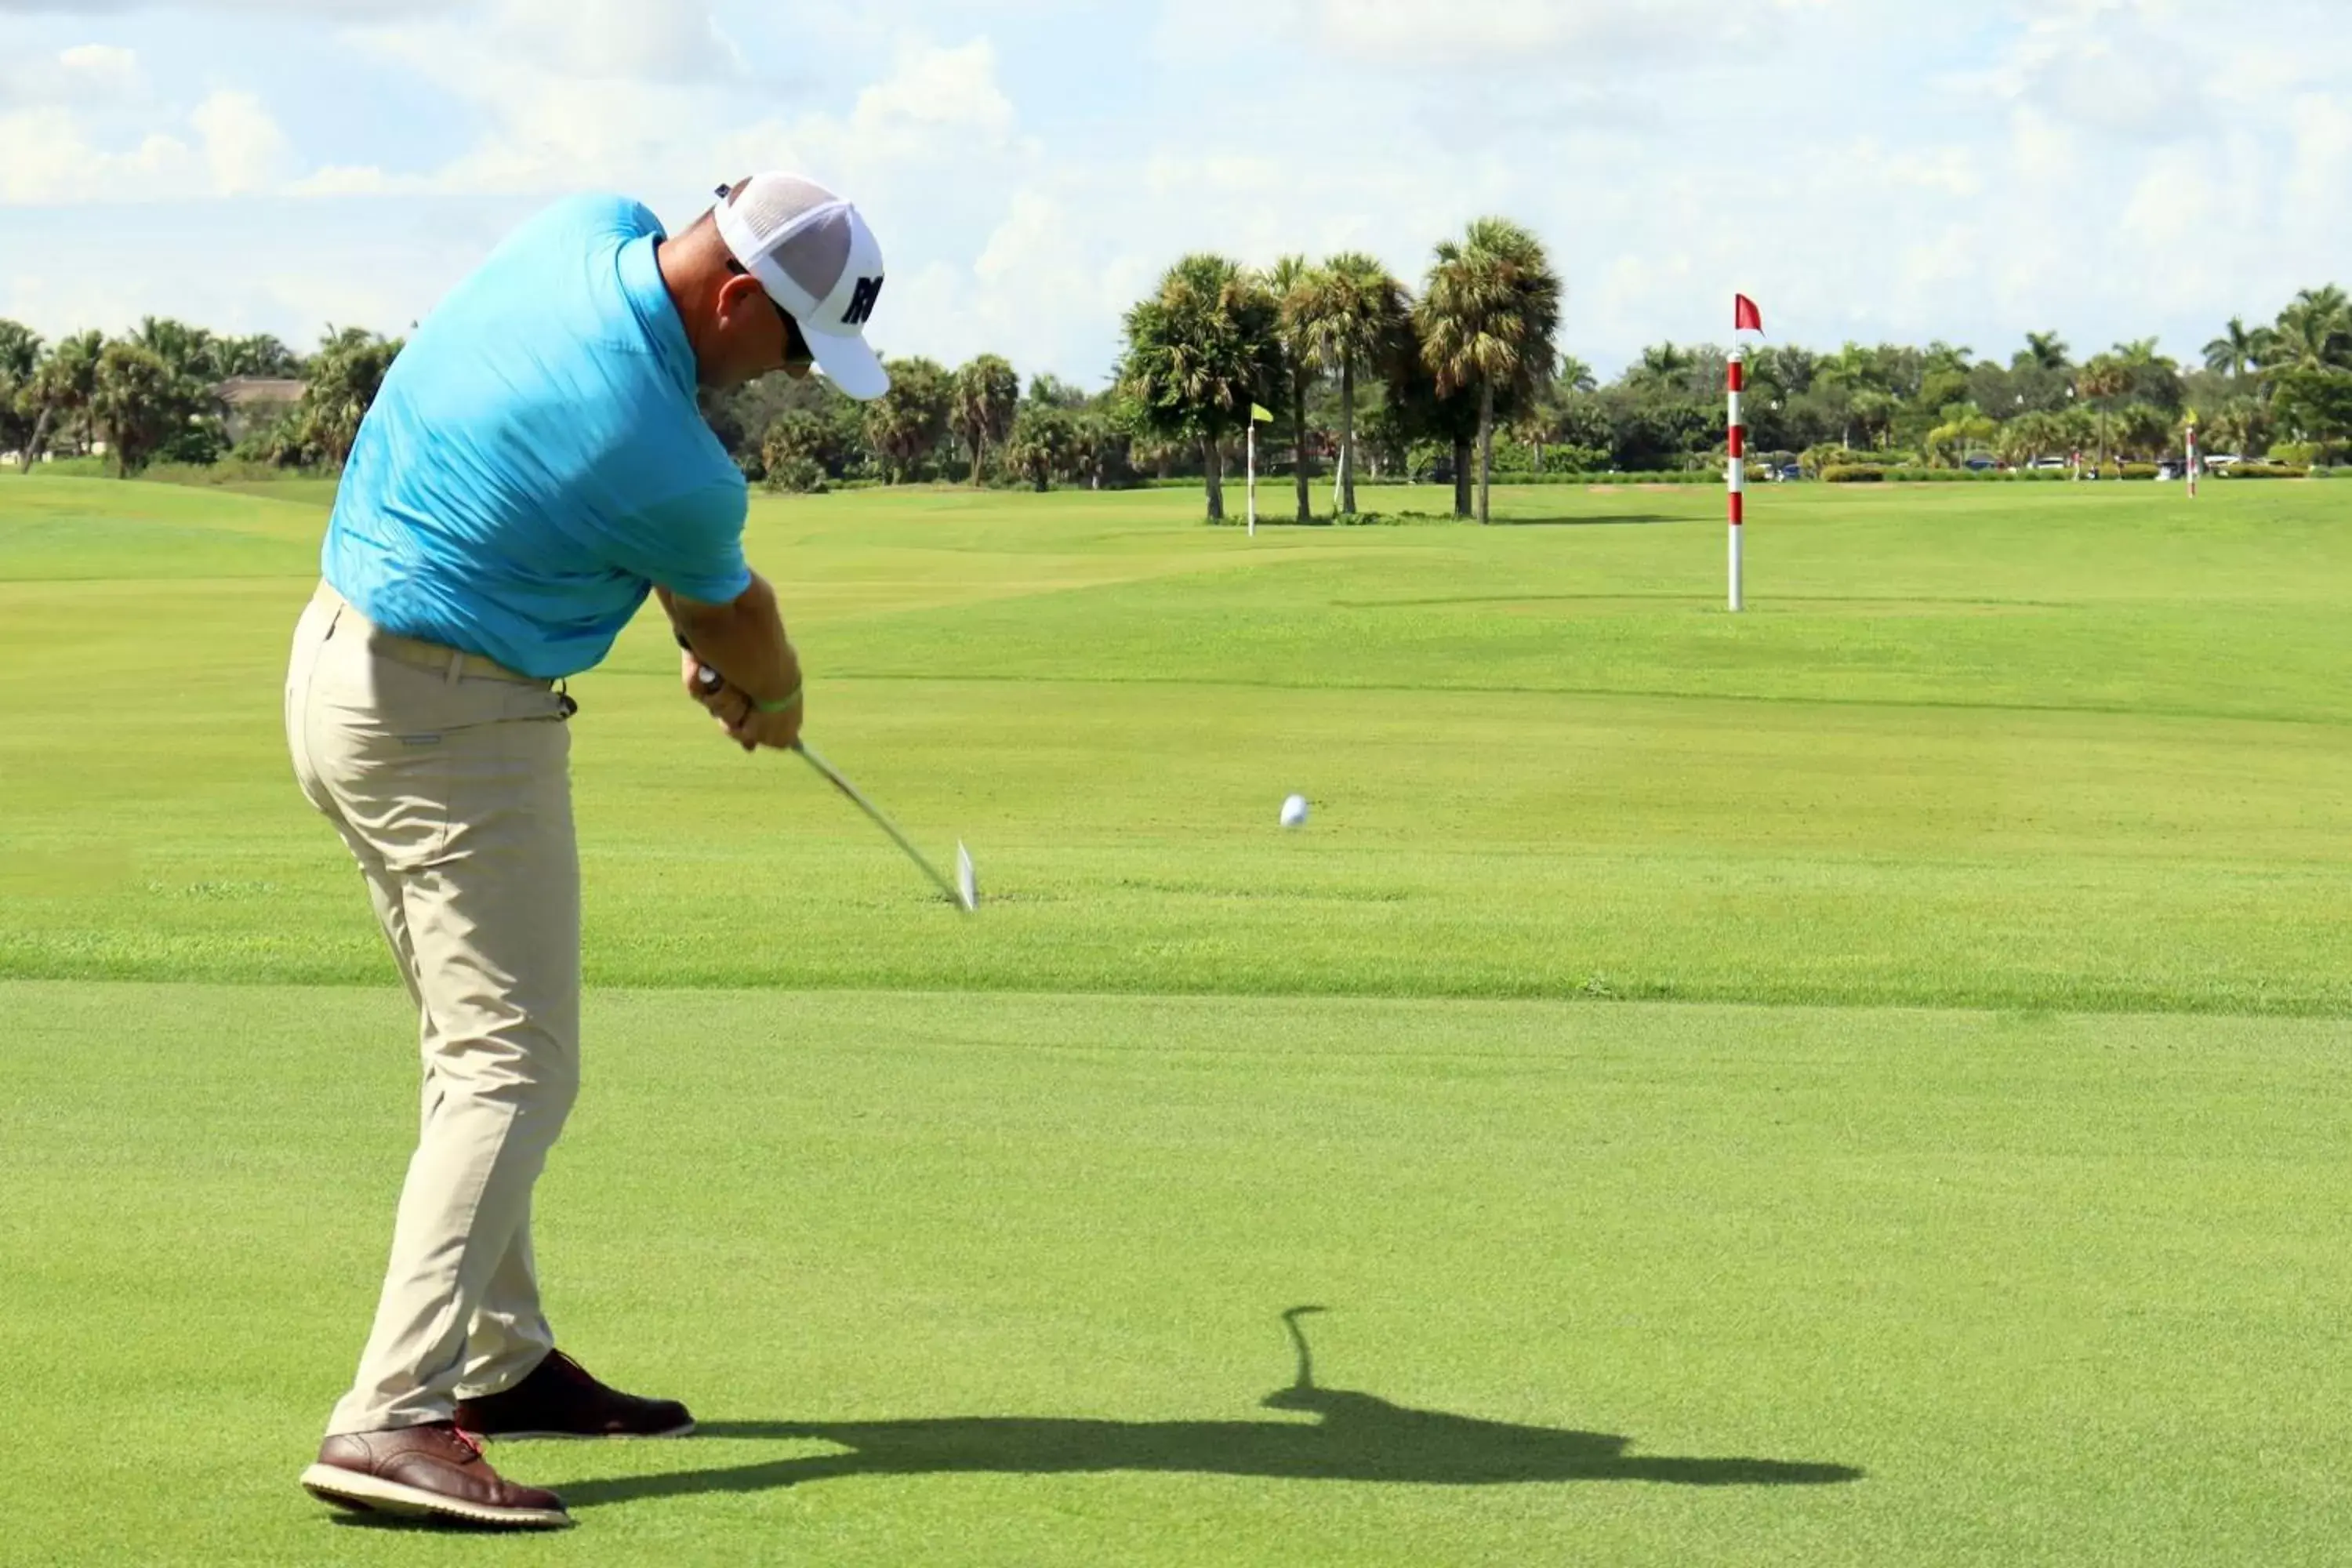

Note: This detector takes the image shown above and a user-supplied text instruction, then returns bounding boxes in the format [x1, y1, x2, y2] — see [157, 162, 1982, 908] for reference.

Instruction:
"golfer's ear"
[717, 272, 766, 321]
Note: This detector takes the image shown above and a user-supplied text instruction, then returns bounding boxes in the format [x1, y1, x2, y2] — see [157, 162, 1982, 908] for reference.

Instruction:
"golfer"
[286, 173, 890, 1530]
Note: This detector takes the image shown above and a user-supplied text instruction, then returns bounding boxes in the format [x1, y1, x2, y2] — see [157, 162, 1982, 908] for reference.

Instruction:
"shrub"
[1802, 445, 1883, 476]
[141, 458, 339, 487]
[2216, 462, 2309, 480]
[154, 421, 227, 466]
[1821, 465, 1886, 483]
[764, 455, 828, 494]
[230, 405, 316, 467]
[2121, 463, 2159, 481]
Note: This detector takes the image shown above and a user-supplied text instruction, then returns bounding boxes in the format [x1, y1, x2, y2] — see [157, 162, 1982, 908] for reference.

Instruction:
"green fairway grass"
[2, 475, 2346, 1011]
[9, 983, 2352, 1566]
[4, 474, 2350, 1563]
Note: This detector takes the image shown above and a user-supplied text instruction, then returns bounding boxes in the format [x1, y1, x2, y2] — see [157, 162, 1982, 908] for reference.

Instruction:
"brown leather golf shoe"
[456, 1349, 695, 1440]
[299, 1421, 571, 1529]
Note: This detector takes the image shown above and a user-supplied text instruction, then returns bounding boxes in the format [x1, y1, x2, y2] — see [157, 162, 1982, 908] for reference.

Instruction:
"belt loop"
[445, 649, 463, 685]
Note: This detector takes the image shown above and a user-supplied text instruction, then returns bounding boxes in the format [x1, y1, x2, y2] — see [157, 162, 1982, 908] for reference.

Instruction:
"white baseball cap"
[712, 172, 891, 401]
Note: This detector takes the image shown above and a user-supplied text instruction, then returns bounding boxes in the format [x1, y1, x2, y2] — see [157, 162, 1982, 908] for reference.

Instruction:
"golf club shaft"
[792, 742, 967, 908]
[692, 664, 968, 910]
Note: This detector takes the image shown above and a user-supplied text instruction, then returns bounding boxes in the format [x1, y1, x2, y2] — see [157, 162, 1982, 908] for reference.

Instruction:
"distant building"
[217, 376, 307, 442]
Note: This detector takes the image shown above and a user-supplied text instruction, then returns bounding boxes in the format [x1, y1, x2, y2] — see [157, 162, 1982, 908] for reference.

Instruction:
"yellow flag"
[1250, 403, 1273, 423]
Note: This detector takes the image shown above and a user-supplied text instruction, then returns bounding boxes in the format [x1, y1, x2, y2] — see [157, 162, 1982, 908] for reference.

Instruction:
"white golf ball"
[1280, 794, 1310, 829]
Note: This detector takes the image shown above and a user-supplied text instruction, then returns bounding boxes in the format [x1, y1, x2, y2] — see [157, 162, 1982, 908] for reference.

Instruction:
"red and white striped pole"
[2185, 414, 2198, 499]
[1727, 347, 1746, 612]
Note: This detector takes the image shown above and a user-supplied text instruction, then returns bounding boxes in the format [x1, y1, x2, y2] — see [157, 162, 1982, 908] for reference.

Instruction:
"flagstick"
[1247, 422, 1257, 537]
[2186, 415, 2198, 499]
[1727, 345, 1745, 613]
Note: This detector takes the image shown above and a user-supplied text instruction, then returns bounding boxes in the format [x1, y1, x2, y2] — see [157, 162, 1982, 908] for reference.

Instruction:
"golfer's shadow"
[564, 1308, 1860, 1508]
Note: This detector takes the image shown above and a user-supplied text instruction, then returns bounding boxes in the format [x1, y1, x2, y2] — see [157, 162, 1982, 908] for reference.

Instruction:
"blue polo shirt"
[323, 194, 752, 680]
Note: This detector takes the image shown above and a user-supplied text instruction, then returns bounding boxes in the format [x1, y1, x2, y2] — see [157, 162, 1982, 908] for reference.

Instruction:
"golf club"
[794, 741, 977, 913]
[695, 664, 975, 912]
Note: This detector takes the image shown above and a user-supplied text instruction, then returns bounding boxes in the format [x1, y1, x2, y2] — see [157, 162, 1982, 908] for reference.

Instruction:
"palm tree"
[2075, 354, 2131, 466]
[2202, 317, 2266, 381]
[1993, 416, 2040, 471]
[1926, 405, 1996, 468]
[90, 340, 194, 476]
[2265, 287, 2352, 373]
[1267, 254, 1319, 524]
[2116, 402, 2172, 461]
[299, 325, 405, 466]
[862, 356, 953, 484]
[2018, 331, 2071, 372]
[17, 329, 103, 471]
[132, 316, 219, 382]
[1002, 403, 1080, 492]
[1117, 255, 1283, 522]
[0, 321, 39, 463]
[0, 320, 38, 385]
[216, 333, 301, 379]
[1847, 388, 1899, 451]
[949, 354, 1020, 485]
[1290, 252, 1411, 517]
[1417, 217, 1562, 523]
[1628, 342, 1696, 391]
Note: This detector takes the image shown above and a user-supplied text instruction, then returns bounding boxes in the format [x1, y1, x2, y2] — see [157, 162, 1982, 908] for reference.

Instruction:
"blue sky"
[2, 0, 2347, 386]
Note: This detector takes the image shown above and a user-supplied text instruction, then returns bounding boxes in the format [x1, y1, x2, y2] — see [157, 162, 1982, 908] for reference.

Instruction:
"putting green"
[3, 474, 2349, 1563]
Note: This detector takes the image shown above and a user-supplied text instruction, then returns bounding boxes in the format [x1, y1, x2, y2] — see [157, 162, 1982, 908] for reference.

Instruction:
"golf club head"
[956, 841, 978, 912]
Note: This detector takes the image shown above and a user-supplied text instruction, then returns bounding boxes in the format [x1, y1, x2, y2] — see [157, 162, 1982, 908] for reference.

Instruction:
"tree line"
[5, 235, 2346, 514]
[722, 259, 2350, 511]
[0, 318, 401, 476]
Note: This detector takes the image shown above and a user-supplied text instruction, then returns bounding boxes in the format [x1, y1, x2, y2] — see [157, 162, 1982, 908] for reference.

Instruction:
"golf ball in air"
[1280, 794, 1309, 829]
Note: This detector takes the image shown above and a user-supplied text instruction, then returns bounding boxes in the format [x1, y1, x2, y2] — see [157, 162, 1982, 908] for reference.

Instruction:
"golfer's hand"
[725, 693, 804, 753]
[682, 652, 760, 751]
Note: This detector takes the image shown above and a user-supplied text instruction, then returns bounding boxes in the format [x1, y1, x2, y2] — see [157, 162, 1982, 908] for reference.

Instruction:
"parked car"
[2201, 453, 2242, 470]
[1962, 455, 1998, 472]
[2027, 456, 2069, 470]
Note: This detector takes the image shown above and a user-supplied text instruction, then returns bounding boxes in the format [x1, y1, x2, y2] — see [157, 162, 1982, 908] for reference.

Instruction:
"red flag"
[1734, 294, 1763, 334]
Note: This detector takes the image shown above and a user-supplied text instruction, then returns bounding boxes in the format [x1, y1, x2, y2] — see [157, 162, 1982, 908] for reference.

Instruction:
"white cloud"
[0, 42, 147, 111]
[286, 163, 390, 197]
[0, 103, 191, 202]
[2284, 93, 2352, 213]
[190, 89, 291, 194]
[2, 2, 2348, 388]
[0, 0, 456, 12]
[1160, 0, 1859, 68]
[316, 24, 1023, 227]
[840, 34, 1011, 158]
[0, 57, 296, 202]
[489, 0, 739, 82]
[53, 42, 144, 99]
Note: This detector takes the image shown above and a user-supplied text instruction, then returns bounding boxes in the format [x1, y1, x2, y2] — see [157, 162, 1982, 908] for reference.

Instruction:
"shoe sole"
[468, 1418, 696, 1441]
[299, 1464, 573, 1530]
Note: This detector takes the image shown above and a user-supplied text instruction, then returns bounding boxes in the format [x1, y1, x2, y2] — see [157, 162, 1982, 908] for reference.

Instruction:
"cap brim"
[804, 327, 888, 401]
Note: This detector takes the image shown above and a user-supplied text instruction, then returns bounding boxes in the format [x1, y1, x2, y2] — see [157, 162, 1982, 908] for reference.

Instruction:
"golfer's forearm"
[662, 579, 801, 706]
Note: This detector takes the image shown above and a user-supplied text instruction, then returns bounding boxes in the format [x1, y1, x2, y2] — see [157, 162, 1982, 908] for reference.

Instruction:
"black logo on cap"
[842, 276, 884, 326]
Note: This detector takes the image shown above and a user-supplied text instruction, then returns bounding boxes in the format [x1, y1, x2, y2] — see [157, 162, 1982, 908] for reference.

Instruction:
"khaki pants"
[285, 582, 581, 1436]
